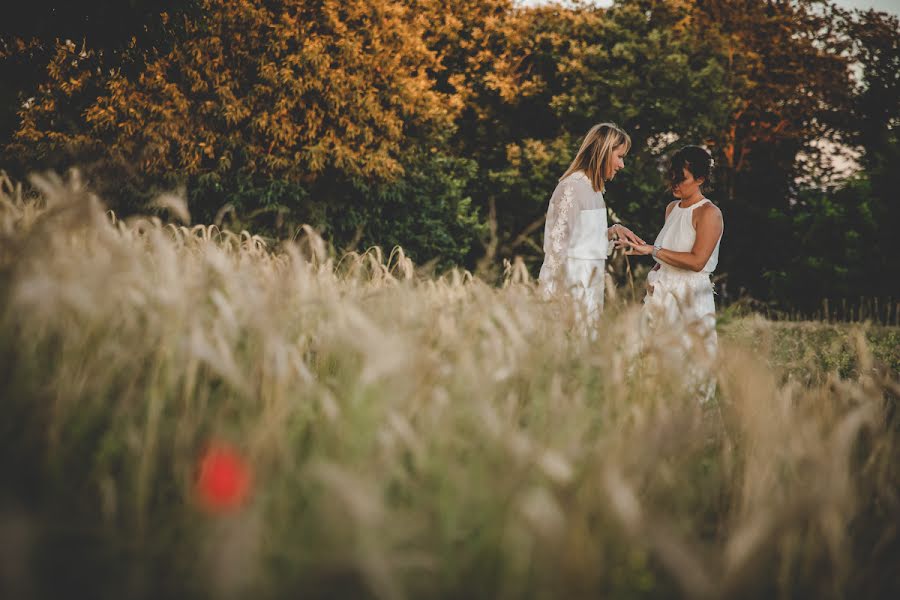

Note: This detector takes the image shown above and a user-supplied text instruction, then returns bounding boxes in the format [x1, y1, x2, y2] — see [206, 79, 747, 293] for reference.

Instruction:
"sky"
[517, 0, 900, 16]
[831, 0, 899, 15]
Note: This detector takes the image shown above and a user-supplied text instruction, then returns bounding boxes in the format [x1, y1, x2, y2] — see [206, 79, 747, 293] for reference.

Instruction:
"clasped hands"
[608, 223, 645, 247]
[608, 225, 657, 295]
[609, 224, 655, 255]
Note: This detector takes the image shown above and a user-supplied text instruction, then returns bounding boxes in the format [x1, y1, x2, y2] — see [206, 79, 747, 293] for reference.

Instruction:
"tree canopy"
[2, 0, 897, 310]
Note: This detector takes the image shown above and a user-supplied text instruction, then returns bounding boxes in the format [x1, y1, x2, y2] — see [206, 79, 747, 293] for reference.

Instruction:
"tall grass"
[0, 172, 897, 600]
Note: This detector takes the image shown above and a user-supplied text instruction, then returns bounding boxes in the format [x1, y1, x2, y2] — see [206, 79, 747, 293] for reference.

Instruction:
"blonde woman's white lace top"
[538, 171, 613, 294]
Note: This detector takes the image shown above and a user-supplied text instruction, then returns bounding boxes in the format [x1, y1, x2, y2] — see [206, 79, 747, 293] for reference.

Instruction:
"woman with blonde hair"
[538, 123, 644, 320]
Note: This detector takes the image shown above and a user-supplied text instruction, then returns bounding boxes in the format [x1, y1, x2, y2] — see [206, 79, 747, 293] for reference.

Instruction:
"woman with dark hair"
[618, 145, 723, 400]
[538, 123, 644, 322]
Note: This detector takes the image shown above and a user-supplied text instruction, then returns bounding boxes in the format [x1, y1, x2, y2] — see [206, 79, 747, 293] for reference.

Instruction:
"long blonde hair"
[561, 123, 631, 192]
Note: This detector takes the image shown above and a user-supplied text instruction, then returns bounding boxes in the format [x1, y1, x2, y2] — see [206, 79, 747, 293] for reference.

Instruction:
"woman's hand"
[608, 224, 645, 245]
[616, 239, 654, 255]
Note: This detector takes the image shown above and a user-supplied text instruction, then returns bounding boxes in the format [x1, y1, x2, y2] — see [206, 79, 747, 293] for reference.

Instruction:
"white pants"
[566, 257, 606, 327]
[642, 267, 717, 402]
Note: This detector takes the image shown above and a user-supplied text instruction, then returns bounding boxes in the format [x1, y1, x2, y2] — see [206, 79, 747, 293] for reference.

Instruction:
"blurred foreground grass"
[0, 173, 897, 600]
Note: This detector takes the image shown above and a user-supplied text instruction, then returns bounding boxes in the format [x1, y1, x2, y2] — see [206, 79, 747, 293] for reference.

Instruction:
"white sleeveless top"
[653, 198, 720, 273]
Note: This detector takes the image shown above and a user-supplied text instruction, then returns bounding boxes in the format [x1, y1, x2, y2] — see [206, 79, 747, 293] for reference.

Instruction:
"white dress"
[642, 198, 722, 400]
[538, 171, 613, 323]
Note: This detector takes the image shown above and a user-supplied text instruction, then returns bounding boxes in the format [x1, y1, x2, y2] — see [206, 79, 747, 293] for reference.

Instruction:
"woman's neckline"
[677, 197, 708, 209]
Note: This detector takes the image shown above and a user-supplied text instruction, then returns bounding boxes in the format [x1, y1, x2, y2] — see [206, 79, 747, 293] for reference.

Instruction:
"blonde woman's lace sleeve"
[538, 180, 576, 294]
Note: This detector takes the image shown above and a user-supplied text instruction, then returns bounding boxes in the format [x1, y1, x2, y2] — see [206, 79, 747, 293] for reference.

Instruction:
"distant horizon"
[516, 0, 899, 17]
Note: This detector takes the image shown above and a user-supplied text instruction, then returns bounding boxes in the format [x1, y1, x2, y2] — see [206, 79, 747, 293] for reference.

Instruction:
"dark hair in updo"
[666, 145, 714, 190]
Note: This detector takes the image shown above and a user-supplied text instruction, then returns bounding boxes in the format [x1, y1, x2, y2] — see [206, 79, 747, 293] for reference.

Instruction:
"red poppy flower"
[196, 442, 252, 513]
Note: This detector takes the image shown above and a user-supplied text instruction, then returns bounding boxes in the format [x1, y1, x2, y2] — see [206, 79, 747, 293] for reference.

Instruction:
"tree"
[8, 1, 453, 208]
[843, 7, 899, 260]
[0, 1, 198, 155]
[777, 8, 900, 310]
[684, 1, 855, 302]
[6, 0, 891, 300]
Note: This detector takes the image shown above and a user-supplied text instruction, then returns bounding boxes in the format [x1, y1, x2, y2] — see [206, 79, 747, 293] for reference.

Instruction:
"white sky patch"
[831, 0, 900, 15]
[646, 131, 679, 156]
[796, 138, 864, 189]
[515, 0, 898, 16]
[515, 0, 613, 7]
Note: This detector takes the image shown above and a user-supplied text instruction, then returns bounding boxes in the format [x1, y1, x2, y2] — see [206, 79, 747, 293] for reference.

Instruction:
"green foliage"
[487, 136, 577, 261]
[7, 1, 455, 201]
[721, 316, 900, 383]
[326, 152, 486, 269]
[2, 0, 898, 302]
